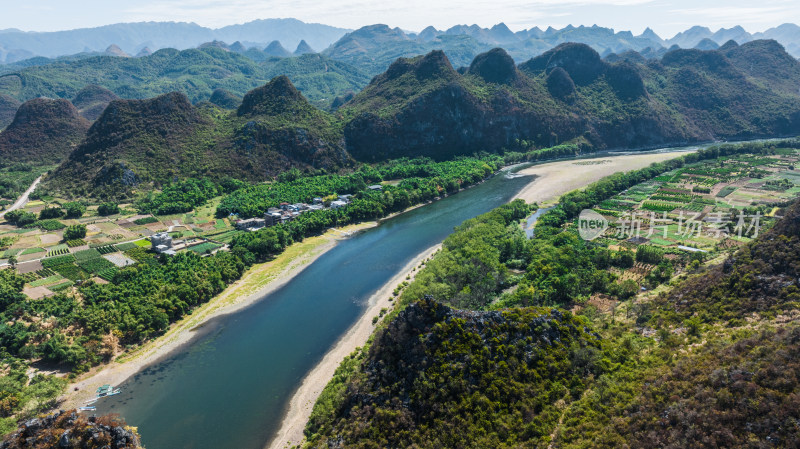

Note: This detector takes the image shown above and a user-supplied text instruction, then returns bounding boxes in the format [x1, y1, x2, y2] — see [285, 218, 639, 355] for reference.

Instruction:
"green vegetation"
[188, 242, 221, 254]
[45, 245, 69, 257]
[21, 40, 800, 202]
[0, 47, 370, 107]
[133, 216, 158, 225]
[63, 224, 86, 240]
[3, 210, 36, 227]
[306, 298, 601, 448]
[42, 77, 349, 200]
[307, 141, 800, 448]
[0, 163, 51, 202]
[399, 200, 532, 309]
[218, 157, 495, 218]
[95, 245, 117, 254]
[716, 185, 737, 197]
[134, 177, 246, 218]
[65, 239, 86, 247]
[0, 359, 67, 436]
[32, 219, 65, 231]
[0, 98, 89, 166]
[341, 42, 800, 162]
[40, 254, 75, 268]
[63, 201, 85, 218]
[97, 203, 119, 216]
[37, 206, 64, 220]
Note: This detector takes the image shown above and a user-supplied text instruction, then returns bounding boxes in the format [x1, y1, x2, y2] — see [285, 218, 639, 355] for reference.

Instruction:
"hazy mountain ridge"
[3, 21, 799, 70]
[0, 19, 349, 63]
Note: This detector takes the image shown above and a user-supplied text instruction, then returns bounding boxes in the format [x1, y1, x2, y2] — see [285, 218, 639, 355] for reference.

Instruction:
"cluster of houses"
[235, 193, 365, 232]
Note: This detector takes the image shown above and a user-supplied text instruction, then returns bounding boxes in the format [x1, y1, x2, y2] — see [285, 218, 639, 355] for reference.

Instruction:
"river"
[95, 169, 536, 449]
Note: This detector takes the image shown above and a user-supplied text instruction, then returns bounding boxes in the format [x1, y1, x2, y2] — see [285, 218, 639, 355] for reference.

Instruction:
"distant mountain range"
[0, 19, 350, 63]
[2, 20, 800, 66]
[1, 20, 799, 130]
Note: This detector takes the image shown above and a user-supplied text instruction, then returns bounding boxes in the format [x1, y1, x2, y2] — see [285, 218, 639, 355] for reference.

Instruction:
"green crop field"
[46, 244, 70, 257]
[73, 248, 102, 262]
[78, 257, 116, 274]
[114, 242, 138, 251]
[51, 263, 89, 281]
[29, 275, 64, 287]
[97, 268, 118, 281]
[188, 242, 222, 254]
[96, 245, 117, 254]
[717, 186, 737, 197]
[41, 254, 75, 268]
[49, 280, 75, 291]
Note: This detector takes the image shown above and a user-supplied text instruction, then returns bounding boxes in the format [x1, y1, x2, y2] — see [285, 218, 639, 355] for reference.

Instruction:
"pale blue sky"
[2, 0, 799, 37]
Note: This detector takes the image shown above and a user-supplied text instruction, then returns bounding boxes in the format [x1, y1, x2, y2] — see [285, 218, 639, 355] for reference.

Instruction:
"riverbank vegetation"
[0, 155, 505, 435]
[305, 139, 800, 448]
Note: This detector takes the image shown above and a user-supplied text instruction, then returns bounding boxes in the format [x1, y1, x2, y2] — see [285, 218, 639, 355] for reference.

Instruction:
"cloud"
[668, 5, 795, 24]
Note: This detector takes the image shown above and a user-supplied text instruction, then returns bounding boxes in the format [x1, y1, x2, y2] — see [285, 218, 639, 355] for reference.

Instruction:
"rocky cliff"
[0, 410, 141, 449]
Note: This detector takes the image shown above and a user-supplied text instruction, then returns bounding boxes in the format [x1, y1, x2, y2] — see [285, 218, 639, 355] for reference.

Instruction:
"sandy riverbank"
[513, 150, 691, 206]
[59, 222, 378, 410]
[267, 242, 442, 449]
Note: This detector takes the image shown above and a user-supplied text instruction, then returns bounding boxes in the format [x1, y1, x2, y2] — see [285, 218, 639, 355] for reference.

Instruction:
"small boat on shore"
[78, 406, 96, 412]
[95, 384, 122, 398]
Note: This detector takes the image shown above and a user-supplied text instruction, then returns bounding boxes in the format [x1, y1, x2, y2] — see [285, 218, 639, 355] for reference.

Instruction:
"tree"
[63, 224, 87, 240]
[97, 203, 119, 216]
[38, 206, 65, 220]
[63, 202, 86, 218]
[7, 211, 37, 227]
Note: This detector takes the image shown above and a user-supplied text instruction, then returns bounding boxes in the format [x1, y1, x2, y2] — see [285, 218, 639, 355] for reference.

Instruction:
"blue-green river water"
[96, 170, 535, 448]
[96, 142, 725, 448]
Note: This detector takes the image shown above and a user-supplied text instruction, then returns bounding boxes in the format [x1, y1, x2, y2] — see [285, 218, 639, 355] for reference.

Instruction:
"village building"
[236, 217, 266, 231]
[151, 232, 173, 253]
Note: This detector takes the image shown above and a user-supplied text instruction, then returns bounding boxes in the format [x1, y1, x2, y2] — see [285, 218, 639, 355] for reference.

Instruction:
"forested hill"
[306, 297, 602, 448]
[22, 38, 800, 198]
[71, 84, 119, 121]
[342, 40, 800, 161]
[0, 98, 89, 164]
[44, 77, 348, 200]
[0, 94, 20, 130]
[0, 47, 371, 108]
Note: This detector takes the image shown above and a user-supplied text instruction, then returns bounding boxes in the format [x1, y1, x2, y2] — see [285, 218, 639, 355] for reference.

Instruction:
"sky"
[2, 0, 799, 38]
